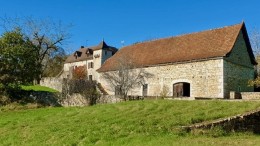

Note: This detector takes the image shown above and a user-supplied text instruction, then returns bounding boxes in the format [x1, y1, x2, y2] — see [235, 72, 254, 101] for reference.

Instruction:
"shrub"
[0, 95, 11, 106]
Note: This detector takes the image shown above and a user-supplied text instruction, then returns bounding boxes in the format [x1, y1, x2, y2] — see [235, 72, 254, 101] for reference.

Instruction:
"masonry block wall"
[223, 31, 254, 98]
[40, 77, 64, 92]
[100, 58, 225, 98]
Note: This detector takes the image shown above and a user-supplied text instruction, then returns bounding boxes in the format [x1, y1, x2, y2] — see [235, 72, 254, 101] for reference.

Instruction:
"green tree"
[0, 29, 39, 93]
[1, 16, 71, 82]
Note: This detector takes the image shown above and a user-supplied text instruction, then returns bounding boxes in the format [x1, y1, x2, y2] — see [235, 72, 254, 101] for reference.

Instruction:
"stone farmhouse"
[62, 41, 117, 81]
[41, 22, 257, 99]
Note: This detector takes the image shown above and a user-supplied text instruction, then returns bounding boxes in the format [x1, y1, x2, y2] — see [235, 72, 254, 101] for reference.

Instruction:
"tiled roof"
[65, 41, 117, 63]
[98, 22, 256, 72]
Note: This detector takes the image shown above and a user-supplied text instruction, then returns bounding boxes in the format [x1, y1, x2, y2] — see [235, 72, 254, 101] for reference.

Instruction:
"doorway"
[173, 82, 190, 97]
[143, 84, 148, 96]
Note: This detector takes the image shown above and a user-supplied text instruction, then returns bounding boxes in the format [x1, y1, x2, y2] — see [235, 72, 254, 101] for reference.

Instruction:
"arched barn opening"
[173, 82, 190, 97]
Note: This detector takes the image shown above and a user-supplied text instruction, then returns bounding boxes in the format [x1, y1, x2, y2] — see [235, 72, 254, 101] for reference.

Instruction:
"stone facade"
[100, 58, 225, 98]
[63, 47, 114, 81]
[223, 31, 255, 97]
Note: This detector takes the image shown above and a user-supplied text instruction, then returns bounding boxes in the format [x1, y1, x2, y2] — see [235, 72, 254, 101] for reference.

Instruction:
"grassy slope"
[21, 85, 58, 92]
[1, 100, 260, 146]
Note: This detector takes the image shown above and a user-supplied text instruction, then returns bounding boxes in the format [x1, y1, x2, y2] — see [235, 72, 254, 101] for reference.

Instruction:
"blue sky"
[0, 0, 260, 53]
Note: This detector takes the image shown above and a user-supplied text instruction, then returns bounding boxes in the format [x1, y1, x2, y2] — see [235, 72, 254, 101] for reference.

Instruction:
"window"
[115, 85, 121, 95]
[105, 51, 107, 55]
[88, 62, 94, 69]
[89, 75, 93, 81]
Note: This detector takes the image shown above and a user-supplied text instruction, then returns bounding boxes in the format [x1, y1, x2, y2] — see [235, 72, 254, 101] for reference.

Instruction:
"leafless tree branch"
[101, 55, 153, 99]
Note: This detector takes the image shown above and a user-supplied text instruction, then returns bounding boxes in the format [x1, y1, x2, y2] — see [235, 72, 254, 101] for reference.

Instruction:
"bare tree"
[159, 85, 170, 99]
[250, 28, 260, 77]
[101, 56, 153, 100]
[0, 16, 71, 82]
[62, 78, 100, 106]
[251, 28, 260, 55]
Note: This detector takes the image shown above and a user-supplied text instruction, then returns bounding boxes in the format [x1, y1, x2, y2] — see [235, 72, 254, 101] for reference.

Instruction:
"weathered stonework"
[223, 31, 254, 98]
[100, 58, 225, 98]
[184, 109, 260, 134]
[40, 77, 64, 92]
[230, 92, 260, 100]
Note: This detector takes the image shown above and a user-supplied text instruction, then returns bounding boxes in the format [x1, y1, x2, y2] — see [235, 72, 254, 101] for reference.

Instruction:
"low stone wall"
[241, 92, 260, 100]
[60, 93, 89, 107]
[40, 77, 63, 92]
[230, 91, 260, 100]
[58, 94, 124, 106]
[22, 91, 61, 106]
[183, 109, 260, 134]
[28, 92, 123, 107]
[98, 95, 123, 104]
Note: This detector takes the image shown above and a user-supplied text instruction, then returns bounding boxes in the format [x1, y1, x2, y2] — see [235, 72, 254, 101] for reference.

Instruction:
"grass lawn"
[1, 100, 260, 145]
[21, 85, 58, 93]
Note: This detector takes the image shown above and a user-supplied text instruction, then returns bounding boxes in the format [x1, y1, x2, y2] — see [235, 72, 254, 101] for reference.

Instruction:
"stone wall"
[184, 109, 260, 134]
[241, 92, 260, 100]
[230, 91, 260, 100]
[59, 93, 89, 106]
[17, 91, 61, 106]
[98, 95, 123, 104]
[100, 58, 224, 98]
[40, 77, 64, 92]
[223, 30, 255, 98]
[224, 61, 254, 98]
[61, 94, 123, 107]
[24, 91, 123, 107]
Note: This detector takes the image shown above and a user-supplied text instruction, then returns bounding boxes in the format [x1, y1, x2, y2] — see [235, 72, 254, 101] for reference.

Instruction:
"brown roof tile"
[98, 22, 256, 72]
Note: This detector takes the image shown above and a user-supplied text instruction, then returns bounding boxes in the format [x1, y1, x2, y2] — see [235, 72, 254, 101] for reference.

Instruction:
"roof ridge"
[127, 22, 244, 47]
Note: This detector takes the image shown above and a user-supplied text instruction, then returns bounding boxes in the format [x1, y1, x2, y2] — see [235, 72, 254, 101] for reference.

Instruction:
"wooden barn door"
[173, 82, 190, 97]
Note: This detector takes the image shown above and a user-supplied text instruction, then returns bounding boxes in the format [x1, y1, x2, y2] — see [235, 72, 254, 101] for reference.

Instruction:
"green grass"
[1, 100, 260, 145]
[21, 85, 58, 92]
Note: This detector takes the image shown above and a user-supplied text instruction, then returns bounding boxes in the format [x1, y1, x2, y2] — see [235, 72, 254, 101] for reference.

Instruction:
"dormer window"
[86, 49, 93, 57]
[74, 51, 82, 59]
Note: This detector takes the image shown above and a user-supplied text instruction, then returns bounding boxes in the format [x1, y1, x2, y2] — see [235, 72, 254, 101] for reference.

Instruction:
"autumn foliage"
[72, 66, 87, 79]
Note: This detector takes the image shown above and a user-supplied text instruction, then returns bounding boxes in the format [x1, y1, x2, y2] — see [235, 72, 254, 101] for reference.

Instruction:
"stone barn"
[98, 22, 257, 98]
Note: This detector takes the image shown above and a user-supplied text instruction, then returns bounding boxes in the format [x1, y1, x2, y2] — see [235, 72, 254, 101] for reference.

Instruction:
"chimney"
[81, 46, 84, 48]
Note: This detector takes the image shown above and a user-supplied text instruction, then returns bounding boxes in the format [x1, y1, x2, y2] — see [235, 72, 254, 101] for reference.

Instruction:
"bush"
[0, 95, 11, 106]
